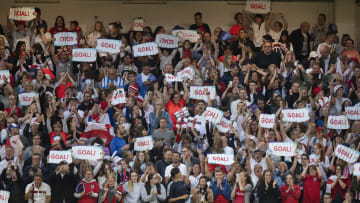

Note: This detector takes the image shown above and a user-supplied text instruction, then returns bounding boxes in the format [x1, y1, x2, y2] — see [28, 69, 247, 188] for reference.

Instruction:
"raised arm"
[265, 12, 273, 32]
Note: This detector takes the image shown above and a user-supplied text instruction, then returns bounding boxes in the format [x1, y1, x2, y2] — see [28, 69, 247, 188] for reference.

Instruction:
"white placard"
[335, 144, 359, 163]
[72, 48, 96, 62]
[172, 30, 200, 43]
[0, 190, 10, 202]
[282, 108, 310, 123]
[268, 142, 296, 157]
[72, 146, 103, 161]
[177, 66, 195, 81]
[189, 86, 216, 101]
[134, 136, 153, 151]
[9, 7, 36, 21]
[133, 42, 158, 57]
[54, 32, 77, 46]
[259, 114, 276, 128]
[165, 73, 182, 83]
[327, 115, 349, 129]
[345, 106, 360, 120]
[96, 38, 122, 54]
[48, 150, 72, 164]
[0, 70, 10, 85]
[111, 88, 126, 105]
[133, 18, 144, 31]
[18, 92, 37, 106]
[208, 154, 234, 165]
[245, 0, 271, 14]
[204, 107, 223, 124]
[156, 34, 178, 48]
[216, 117, 232, 133]
[353, 163, 360, 176]
[309, 154, 319, 165]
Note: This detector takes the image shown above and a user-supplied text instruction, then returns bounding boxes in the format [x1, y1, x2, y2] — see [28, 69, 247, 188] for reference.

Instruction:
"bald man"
[318, 44, 336, 75]
[289, 21, 311, 63]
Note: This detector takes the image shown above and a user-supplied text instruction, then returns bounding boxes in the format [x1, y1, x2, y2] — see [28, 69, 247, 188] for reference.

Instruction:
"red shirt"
[280, 184, 301, 203]
[49, 131, 68, 146]
[233, 184, 247, 203]
[230, 24, 247, 35]
[327, 176, 350, 200]
[5, 106, 22, 118]
[303, 174, 321, 203]
[77, 179, 99, 203]
[166, 97, 186, 130]
[56, 82, 72, 98]
[49, 27, 69, 36]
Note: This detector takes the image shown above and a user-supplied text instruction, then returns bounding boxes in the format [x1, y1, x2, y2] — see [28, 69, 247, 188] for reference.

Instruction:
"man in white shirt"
[164, 152, 187, 185]
[230, 88, 250, 115]
[24, 173, 51, 203]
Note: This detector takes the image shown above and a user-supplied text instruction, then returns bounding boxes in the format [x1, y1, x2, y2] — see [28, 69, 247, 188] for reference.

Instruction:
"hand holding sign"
[9, 7, 36, 21]
[111, 88, 126, 105]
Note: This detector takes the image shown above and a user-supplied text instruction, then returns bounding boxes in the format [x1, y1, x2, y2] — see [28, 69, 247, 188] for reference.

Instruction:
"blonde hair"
[127, 171, 138, 192]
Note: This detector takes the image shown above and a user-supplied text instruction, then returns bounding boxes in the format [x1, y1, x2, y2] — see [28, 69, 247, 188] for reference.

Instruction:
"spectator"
[280, 173, 301, 203]
[191, 176, 214, 203]
[257, 170, 280, 203]
[74, 168, 99, 203]
[123, 171, 143, 203]
[99, 173, 122, 203]
[24, 173, 51, 203]
[168, 167, 190, 203]
[189, 12, 211, 34]
[289, 21, 311, 63]
[253, 41, 281, 70]
[210, 167, 231, 203]
[141, 173, 166, 203]
[231, 171, 252, 203]
[49, 16, 68, 36]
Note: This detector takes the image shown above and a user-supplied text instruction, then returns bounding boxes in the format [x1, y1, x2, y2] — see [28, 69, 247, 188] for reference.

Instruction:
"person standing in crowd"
[189, 12, 211, 34]
[280, 173, 301, 203]
[74, 169, 99, 203]
[24, 173, 51, 203]
[168, 167, 189, 203]
[289, 21, 311, 63]
[210, 167, 231, 203]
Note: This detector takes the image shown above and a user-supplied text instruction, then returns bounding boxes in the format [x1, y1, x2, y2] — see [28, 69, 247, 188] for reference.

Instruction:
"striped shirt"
[100, 76, 126, 89]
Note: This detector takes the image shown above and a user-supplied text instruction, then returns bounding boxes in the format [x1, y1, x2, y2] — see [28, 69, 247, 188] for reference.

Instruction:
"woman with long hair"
[140, 173, 166, 203]
[99, 173, 122, 203]
[327, 165, 350, 202]
[49, 16, 68, 36]
[191, 176, 214, 203]
[132, 151, 149, 175]
[96, 160, 113, 190]
[310, 143, 330, 173]
[123, 171, 143, 203]
[280, 173, 301, 203]
[231, 171, 253, 203]
[257, 170, 280, 203]
[87, 21, 106, 48]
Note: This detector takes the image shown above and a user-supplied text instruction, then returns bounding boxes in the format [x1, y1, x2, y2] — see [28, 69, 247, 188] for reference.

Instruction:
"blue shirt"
[110, 136, 127, 157]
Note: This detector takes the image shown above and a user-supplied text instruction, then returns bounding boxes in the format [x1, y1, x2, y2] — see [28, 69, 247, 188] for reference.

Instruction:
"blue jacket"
[210, 179, 231, 200]
[148, 111, 173, 134]
[136, 73, 156, 98]
[110, 136, 127, 157]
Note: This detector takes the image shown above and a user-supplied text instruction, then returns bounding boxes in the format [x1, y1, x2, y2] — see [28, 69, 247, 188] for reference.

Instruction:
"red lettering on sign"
[50, 153, 69, 160]
[287, 112, 304, 118]
[74, 52, 91, 57]
[77, 149, 96, 156]
[15, 10, 30, 16]
[347, 109, 360, 115]
[137, 46, 154, 52]
[60, 36, 74, 42]
[137, 140, 150, 147]
[212, 156, 229, 162]
[159, 38, 174, 45]
[274, 146, 292, 152]
[205, 111, 218, 120]
[261, 117, 274, 124]
[337, 148, 353, 159]
[101, 42, 116, 49]
[250, 3, 266, 9]
[330, 118, 346, 125]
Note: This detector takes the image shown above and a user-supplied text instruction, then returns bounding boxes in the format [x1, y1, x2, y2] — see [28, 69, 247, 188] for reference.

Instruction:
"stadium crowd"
[0, 5, 359, 203]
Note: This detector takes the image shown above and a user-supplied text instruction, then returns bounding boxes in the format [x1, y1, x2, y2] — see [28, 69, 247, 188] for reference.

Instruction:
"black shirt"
[253, 51, 281, 70]
[169, 181, 189, 203]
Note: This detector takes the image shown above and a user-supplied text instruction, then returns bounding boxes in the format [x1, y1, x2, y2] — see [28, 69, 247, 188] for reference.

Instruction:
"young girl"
[123, 171, 143, 203]
[231, 171, 253, 203]
[99, 173, 122, 203]
[132, 151, 149, 175]
[87, 21, 106, 48]
[158, 47, 177, 71]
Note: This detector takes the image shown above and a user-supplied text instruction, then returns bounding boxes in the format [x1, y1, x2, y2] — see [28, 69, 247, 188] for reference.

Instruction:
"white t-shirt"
[25, 182, 51, 203]
[189, 173, 203, 188]
[251, 22, 266, 48]
[141, 73, 150, 83]
[31, 32, 52, 55]
[164, 163, 187, 178]
[12, 29, 32, 52]
[250, 157, 268, 173]
[268, 30, 283, 42]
